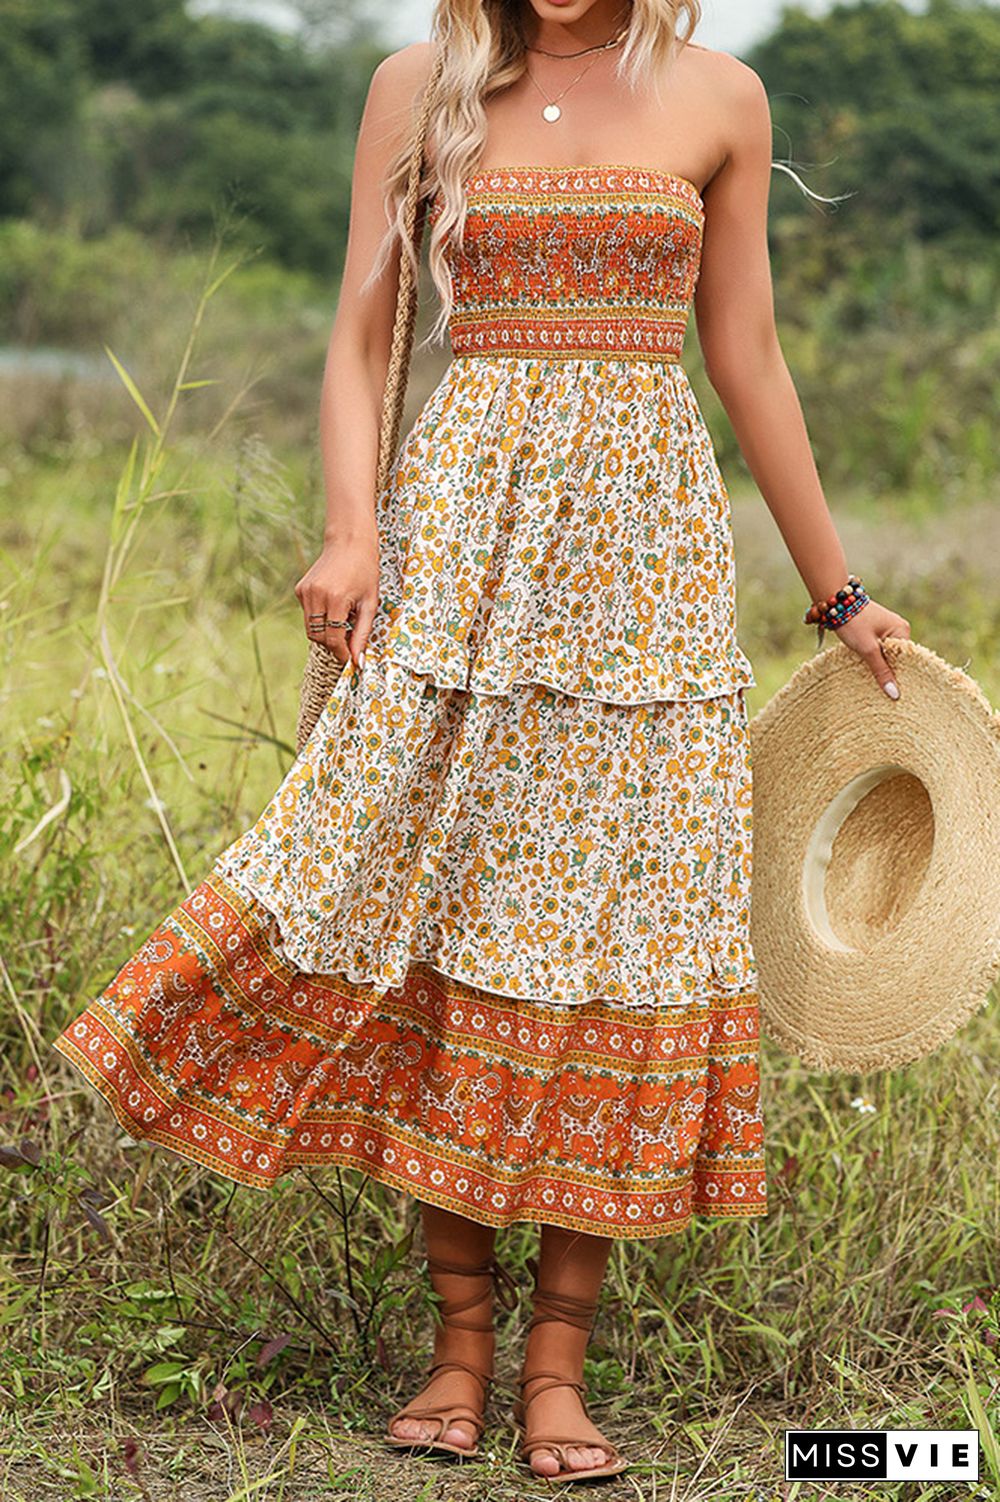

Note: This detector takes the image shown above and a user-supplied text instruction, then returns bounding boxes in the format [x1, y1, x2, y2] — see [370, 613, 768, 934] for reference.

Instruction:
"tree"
[0, 1, 85, 215]
[71, 0, 192, 93]
[750, 0, 1000, 241]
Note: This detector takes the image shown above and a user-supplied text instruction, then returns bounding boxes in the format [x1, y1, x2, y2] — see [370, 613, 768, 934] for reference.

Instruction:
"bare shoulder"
[678, 41, 771, 172]
[678, 40, 769, 111]
[370, 39, 438, 96]
[362, 39, 440, 158]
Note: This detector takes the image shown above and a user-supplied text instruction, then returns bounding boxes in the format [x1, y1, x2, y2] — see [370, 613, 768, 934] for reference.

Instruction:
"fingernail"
[883, 680, 899, 699]
[358, 652, 366, 670]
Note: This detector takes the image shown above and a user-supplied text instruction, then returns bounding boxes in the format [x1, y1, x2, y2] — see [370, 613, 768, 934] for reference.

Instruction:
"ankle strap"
[527, 1281, 600, 1334]
[428, 1355, 492, 1389]
[517, 1368, 588, 1399]
[425, 1253, 519, 1325]
[524, 1255, 599, 1334]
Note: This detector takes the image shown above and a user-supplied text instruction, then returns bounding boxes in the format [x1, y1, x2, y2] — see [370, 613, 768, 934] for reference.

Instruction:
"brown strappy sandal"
[513, 1263, 630, 1483]
[384, 1252, 519, 1459]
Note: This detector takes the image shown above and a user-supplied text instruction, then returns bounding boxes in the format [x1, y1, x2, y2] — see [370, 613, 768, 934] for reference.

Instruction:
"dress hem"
[51, 1030, 768, 1243]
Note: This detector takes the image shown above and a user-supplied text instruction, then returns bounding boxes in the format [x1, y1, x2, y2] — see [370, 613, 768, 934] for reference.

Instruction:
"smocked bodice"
[429, 163, 705, 362]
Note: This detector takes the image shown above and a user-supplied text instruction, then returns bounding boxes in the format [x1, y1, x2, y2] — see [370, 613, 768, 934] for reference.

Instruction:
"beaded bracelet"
[803, 573, 871, 646]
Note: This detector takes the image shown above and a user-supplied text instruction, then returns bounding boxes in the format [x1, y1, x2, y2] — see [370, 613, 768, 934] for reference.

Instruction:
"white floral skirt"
[215, 654, 756, 1010]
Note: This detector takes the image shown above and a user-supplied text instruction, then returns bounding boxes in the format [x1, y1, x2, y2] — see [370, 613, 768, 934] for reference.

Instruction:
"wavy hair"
[361, 0, 702, 348]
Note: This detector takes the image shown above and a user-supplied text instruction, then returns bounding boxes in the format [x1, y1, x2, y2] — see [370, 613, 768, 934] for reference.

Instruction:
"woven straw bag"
[295, 49, 444, 754]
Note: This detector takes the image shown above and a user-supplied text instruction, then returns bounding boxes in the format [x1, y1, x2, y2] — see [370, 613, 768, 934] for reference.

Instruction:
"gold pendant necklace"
[524, 30, 626, 123]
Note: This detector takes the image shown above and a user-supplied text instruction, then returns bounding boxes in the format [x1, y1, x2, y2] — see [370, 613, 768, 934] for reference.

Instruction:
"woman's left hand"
[832, 600, 911, 698]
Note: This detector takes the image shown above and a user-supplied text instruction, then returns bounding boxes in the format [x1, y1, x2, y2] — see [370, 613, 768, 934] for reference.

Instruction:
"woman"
[53, 0, 911, 1484]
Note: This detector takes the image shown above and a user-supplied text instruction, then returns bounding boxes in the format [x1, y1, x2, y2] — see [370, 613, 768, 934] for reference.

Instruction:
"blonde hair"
[362, 0, 701, 348]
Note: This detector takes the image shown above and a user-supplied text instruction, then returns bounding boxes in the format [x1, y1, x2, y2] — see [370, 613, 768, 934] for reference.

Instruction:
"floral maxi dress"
[52, 164, 768, 1240]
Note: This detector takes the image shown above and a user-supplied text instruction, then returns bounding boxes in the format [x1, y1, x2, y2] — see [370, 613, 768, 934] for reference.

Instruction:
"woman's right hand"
[294, 532, 380, 670]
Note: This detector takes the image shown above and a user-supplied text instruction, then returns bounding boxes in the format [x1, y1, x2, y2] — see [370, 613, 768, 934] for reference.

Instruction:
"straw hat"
[748, 636, 1000, 1072]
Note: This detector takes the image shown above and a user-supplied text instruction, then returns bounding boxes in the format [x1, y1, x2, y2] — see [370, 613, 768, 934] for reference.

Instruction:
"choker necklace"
[527, 33, 623, 58]
[525, 4, 630, 58]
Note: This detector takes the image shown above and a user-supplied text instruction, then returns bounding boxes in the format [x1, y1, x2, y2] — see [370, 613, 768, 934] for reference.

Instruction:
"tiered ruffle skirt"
[52, 354, 767, 1240]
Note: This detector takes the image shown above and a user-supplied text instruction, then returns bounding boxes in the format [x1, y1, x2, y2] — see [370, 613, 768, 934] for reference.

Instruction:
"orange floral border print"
[51, 871, 768, 1241]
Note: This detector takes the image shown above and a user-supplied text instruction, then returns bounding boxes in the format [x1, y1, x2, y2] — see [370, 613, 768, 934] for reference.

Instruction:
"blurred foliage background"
[1, 3, 998, 1497]
[0, 0, 998, 493]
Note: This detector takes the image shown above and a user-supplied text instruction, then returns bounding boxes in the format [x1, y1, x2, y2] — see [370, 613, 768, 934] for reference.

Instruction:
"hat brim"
[749, 637, 1000, 1072]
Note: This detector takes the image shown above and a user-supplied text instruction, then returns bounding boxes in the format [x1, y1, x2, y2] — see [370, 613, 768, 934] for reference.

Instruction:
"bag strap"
[294, 46, 445, 755]
[375, 44, 446, 496]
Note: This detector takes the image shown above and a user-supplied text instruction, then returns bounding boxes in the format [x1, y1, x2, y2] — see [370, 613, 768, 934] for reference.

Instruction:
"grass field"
[1, 248, 998, 1501]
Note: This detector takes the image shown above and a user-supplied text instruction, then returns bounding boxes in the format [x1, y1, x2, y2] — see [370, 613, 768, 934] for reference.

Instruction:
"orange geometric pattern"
[52, 872, 767, 1239]
[437, 164, 706, 362]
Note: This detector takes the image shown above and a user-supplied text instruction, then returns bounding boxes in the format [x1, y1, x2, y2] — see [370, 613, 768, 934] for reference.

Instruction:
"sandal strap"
[521, 1435, 624, 1464]
[521, 1431, 621, 1452]
[528, 1285, 599, 1335]
[491, 1255, 520, 1311]
[515, 1378, 624, 1472]
[389, 1400, 485, 1439]
[517, 1371, 588, 1401]
[389, 1359, 491, 1436]
[425, 1252, 519, 1328]
[515, 1266, 620, 1475]
[427, 1356, 492, 1388]
[427, 1252, 519, 1309]
[524, 1253, 599, 1334]
[386, 1357, 492, 1445]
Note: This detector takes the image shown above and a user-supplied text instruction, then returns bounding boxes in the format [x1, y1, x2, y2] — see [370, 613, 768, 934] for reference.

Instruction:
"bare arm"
[295, 41, 435, 668]
[693, 58, 910, 696]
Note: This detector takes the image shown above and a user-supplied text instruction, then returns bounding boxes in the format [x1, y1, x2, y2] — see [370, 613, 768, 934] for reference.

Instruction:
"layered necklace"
[524, 10, 631, 123]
